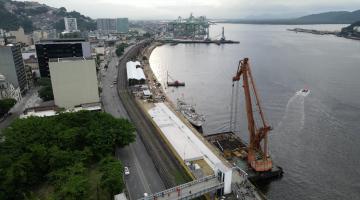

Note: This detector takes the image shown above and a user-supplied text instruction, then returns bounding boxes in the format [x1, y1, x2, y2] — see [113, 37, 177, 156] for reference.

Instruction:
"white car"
[124, 166, 130, 175]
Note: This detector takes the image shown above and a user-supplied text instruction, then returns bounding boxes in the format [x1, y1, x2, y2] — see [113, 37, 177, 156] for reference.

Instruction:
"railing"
[137, 175, 223, 200]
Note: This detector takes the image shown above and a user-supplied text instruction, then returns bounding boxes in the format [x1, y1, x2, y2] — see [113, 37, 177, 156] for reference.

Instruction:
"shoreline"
[288, 28, 360, 41]
[138, 42, 268, 200]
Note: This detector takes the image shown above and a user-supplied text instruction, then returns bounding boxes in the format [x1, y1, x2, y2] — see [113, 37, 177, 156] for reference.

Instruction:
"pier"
[159, 39, 240, 45]
[288, 28, 338, 35]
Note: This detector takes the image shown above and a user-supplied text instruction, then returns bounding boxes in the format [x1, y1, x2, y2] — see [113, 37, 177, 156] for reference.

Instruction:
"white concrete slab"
[148, 103, 233, 194]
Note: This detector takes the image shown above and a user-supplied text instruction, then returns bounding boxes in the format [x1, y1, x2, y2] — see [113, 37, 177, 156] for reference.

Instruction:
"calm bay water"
[149, 24, 360, 200]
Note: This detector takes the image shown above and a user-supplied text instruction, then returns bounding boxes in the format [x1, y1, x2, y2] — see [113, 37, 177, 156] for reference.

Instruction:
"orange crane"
[232, 58, 273, 172]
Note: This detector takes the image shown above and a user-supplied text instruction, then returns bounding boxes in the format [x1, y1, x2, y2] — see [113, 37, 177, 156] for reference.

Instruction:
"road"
[101, 46, 165, 200]
[139, 175, 223, 200]
[115, 41, 192, 187]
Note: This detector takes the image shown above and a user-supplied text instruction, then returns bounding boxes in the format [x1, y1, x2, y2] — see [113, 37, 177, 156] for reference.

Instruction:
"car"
[143, 193, 148, 197]
[124, 166, 130, 175]
[110, 85, 114, 88]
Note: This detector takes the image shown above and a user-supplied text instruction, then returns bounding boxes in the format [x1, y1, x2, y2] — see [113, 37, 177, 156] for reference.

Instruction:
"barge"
[206, 132, 283, 182]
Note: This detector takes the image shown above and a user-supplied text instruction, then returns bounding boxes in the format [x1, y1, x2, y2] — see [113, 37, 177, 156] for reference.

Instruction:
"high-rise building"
[97, 18, 129, 33]
[0, 44, 28, 94]
[97, 18, 117, 33]
[32, 29, 57, 43]
[116, 18, 129, 33]
[49, 57, 100, 108]
[35, 38, 91, 77]
[64, 17, 78, 32]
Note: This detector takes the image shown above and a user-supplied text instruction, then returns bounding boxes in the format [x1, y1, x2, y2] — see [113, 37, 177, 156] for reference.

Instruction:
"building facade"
[0, 44, 28, 94]
[49, 58, 100, 108]
[35, 39, 91, 77]
[116, 18, 129, 33]
[97, 18, 129, 33]
[97, 18, 117, 33]
[32, 29, 57, 43]
[64, 18, 78, 32]
[9, 27, 31, 45]
[0, 74, 22, 101]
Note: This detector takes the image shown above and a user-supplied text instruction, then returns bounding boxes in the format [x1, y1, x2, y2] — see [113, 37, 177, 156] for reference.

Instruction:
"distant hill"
[294, 10, 360, 24]
[0, 0, 96, 33]
[219, 9, 360, 25]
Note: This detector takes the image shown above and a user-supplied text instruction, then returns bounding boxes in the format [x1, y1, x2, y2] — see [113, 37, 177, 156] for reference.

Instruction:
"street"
[101, 47, 165, 200]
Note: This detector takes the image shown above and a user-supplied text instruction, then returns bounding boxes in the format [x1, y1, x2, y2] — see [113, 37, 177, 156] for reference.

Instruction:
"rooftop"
[49, 57, 94, 63]
[148, 103, 231, 172]
[37, 38, 86, 44]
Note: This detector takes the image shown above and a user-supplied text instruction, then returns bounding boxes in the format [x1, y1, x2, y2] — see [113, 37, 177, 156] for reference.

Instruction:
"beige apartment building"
[49, 58, 100, 108]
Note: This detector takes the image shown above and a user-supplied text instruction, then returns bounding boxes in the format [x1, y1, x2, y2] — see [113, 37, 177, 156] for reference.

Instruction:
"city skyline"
[22, 0, 360, 19]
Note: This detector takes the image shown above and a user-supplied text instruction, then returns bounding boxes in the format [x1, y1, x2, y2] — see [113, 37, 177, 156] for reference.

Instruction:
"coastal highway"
[115, 41, 192, 187]
[101, 45, 165, 200]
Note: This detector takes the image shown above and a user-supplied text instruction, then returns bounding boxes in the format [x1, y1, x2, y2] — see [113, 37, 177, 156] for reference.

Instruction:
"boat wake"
[275, 91, 308, 135]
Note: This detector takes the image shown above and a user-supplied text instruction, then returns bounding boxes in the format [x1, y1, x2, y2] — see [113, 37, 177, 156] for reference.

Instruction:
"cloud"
[21, 0, 360, 19]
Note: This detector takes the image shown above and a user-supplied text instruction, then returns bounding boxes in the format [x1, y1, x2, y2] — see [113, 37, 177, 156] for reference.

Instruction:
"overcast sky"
[22, 0, 360, 19]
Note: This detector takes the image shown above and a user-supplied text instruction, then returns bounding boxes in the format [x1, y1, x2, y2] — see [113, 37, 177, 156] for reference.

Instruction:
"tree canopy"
[0, 111, 135, 199]
[37, 78, 54, 102]
[115, 43, 128, 57]
[0, 98, 17, 117]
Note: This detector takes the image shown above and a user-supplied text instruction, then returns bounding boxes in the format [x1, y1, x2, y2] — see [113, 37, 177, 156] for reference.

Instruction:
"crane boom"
[232, 58, 273, 172]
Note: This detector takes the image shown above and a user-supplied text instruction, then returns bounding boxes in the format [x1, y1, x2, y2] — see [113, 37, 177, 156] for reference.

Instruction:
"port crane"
[232, 58, 273, 172]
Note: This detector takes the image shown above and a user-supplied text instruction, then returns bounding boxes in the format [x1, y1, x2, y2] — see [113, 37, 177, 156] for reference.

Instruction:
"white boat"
[177, 99, 205, 127]
[296, 88, 310, 97]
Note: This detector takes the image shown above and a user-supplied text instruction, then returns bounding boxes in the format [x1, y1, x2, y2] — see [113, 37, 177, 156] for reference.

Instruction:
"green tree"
[0, 98, 17, 117]
[0, 111, 135, 199]
[38, 85, 54, 101]
[115, 43, 128, 57]
[99, 156, 124, 198]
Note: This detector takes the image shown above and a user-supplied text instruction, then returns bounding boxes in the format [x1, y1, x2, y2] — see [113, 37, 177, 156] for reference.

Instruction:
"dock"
[287, 28, 338, 35]
[159, 39, 240, 45]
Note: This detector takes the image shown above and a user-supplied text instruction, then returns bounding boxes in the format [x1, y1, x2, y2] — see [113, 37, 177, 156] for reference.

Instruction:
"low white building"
[126, 61, 146, 86]
[148, 103, 233, 194]
[49, 58, 100, 108]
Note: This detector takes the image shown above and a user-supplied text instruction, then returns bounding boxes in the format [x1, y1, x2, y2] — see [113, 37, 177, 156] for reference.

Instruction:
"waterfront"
[149, 24, 360, 200]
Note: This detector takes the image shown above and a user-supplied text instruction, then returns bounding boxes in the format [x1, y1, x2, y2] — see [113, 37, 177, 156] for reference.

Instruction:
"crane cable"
[233, 82, 240, 134]
[229, 83, 235, 132]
